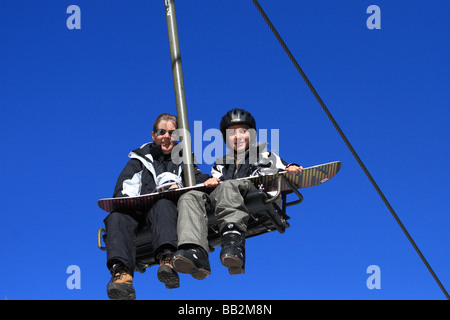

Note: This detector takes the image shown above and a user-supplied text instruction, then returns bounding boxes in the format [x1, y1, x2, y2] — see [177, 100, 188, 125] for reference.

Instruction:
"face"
[152, 120, 177, 154]
[226, 124, 250, 154]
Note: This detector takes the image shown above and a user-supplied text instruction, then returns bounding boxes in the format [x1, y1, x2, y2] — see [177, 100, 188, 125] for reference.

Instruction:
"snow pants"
[177, 179, 257, 253]
[103, 198, 178, 275]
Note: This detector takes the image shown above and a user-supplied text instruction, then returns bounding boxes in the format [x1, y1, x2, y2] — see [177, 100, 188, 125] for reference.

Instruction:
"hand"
[204, 178, 220, 187]
[285, 165, 303, 175]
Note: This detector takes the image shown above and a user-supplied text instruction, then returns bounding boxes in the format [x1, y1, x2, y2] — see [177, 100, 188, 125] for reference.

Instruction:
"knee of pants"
[150, 199, 177, 216]
[220, 180, 234, 187]
[220, 179, 255, 191]
[213, 179, 248, 195]
[104, 211, 138, 227]
[178, 190, 206, 203]
[213, 180, 233, 193]
[153, 198, 176, 208]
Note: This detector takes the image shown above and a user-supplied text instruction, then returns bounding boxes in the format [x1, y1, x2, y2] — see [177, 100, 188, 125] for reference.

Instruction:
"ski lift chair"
[97, 175, 303, 273]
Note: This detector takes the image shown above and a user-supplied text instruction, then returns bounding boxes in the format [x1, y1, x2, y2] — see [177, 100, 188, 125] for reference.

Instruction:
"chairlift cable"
[251, 0, 449, 300]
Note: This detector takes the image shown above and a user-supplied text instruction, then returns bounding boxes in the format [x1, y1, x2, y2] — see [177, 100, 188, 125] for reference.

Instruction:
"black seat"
[98, 187, 302, 273]
[206, 189, 291, 250]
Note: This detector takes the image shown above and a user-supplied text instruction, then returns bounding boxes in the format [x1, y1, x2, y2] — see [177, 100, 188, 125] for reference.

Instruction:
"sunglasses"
[155, 129, 176, 136]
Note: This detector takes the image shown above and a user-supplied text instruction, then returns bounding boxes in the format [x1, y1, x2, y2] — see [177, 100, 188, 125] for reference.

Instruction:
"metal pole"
[164, 0, 196, 187]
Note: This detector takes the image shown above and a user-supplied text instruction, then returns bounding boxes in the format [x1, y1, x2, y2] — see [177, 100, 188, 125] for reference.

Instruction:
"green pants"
[177, 179, 256, 253]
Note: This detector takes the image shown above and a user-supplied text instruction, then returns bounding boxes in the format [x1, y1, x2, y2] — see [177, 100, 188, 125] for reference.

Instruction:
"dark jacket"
[113, 142, 209, 198]
[211, 143, 291, 181]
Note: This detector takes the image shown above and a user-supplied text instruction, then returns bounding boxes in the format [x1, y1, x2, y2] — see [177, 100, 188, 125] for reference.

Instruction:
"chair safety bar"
[97, 228, 107, 251]
[265, 175, 303, 207]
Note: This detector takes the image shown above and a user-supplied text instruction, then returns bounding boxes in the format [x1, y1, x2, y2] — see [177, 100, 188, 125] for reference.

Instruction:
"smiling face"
[152, 119, 177, 154]
[226, 124, 250, 154]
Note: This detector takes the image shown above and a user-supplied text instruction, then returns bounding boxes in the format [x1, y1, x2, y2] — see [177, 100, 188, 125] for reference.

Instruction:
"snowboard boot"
[220, 223, 245, 275]
[156, 249, 180, 289]
[106, 263, 136, 300]
[172, 245, 211, 280]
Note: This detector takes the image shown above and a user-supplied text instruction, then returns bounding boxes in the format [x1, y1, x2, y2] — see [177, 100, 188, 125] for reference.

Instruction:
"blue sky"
[1, 0, 448, 300]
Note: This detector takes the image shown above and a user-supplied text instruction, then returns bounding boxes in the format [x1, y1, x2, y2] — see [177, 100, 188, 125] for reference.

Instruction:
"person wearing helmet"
[172, 108, 303, 279]
[103, 113, 210, 299]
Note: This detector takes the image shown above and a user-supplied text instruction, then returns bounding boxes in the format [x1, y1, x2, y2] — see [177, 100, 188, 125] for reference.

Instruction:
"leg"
[103, 211, 139, 274]
[103, 211, 138, 300]
[210, 180, 257, 274]
[172, 190, 211, 280]
[147, 198, 179, 289]
[210, 179, 257, 233]
[147, 198, 178, 258]
[177, 190, 210, 253]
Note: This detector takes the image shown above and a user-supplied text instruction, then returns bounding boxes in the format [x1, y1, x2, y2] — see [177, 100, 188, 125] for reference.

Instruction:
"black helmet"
[220, 108, 256, 140]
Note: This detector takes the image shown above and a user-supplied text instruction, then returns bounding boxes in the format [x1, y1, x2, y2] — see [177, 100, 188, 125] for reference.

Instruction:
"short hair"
[152, 113, 178, 132]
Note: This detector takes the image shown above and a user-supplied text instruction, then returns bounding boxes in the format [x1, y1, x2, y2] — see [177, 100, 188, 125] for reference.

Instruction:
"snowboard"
[97, 161, 341, 214]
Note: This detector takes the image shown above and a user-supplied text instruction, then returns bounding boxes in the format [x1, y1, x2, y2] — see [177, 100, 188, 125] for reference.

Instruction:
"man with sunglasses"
[103, 113, 210, 300]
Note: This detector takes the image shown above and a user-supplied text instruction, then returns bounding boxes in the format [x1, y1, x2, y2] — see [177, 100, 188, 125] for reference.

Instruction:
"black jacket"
[113, 142, 209, 198]
[211, 143, 291, 180]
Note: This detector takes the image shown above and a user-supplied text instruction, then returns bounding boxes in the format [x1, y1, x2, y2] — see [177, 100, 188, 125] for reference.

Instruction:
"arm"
[113, 159, 144, 198]
[266, 152, 303, 175]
